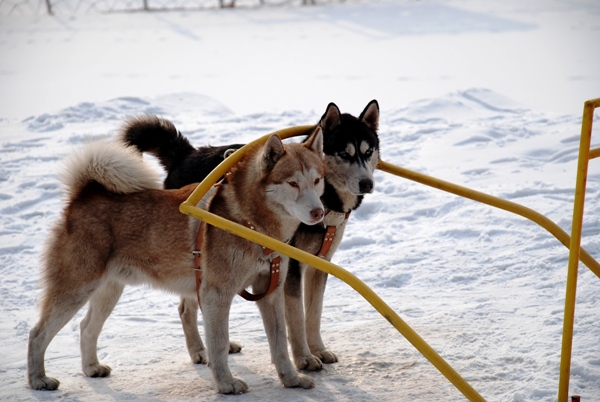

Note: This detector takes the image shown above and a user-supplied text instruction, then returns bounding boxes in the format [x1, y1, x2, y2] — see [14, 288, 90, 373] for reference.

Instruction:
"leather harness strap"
[238, 220, 283, 301]
[317, 211, 350, 259]
[192, 222, 204, 306]
[192, 219, 284, 305]
[192, 211, 350, 306]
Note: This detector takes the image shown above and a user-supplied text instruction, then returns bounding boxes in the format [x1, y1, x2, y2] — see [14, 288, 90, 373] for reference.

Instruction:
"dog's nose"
[359, 179, 374, 194]
[310, 208, 324, 221]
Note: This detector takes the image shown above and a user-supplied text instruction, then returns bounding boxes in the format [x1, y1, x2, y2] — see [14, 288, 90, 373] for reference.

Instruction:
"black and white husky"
[121, 101, 380, 371]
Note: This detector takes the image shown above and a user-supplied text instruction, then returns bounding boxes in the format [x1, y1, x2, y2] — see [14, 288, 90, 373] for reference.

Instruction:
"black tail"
[119, 115, 195, 172]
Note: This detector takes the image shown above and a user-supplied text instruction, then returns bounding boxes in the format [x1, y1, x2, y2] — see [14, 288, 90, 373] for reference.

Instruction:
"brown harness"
[193, 220, 285, 305]
[193, 211, 350, 305]
[316, 211, 350, 259]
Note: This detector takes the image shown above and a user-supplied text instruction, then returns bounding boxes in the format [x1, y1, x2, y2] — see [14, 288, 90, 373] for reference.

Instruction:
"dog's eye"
[314, 178, 321, 186]
[288, 181, 299, 188]
[338, 151, 349, 159]
[364, 149, 373, 158]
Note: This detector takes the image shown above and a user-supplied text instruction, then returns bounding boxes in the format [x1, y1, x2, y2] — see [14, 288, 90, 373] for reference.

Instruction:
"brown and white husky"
[27, 128, 325, 394]
[121, 101, 380, 371]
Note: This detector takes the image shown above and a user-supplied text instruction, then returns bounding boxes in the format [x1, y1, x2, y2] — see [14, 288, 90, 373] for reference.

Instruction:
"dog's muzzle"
[359, 178, 374, 194]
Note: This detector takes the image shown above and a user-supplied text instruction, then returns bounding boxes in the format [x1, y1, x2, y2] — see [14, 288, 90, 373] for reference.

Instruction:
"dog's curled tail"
[60, 140, 162, 199]
[119, 115, 195, 171]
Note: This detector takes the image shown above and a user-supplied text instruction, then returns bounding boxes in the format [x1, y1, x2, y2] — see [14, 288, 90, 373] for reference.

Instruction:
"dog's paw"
[313, 349, 338, 364]
[229, 341, 242, 354]
[29, 375, 60, 391]
[295, 354, 323, 371]
[282, 373, 315, 389]
[217, 377, 249, 394]
[83, 363, 112, 378]
[190, 349, 208, 364]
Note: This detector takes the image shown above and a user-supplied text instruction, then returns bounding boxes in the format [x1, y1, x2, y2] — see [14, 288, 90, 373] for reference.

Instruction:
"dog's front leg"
[202, 285, 248, 394]
[284, 260, 323, 371]
[304, 267, 338, 364]
[179, 296, 243, 364]
[179, 296, 207, 364]
[257, 282, 315, 389]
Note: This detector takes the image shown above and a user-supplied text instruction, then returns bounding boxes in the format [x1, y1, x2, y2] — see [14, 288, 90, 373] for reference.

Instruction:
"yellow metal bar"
[180, 100, 600, 401]
[179, 203, 485, 402]
[376, 161, 600, 279]
[558, 98, 600, 401]
[588, 147, 600, 160]
[183, 125, 315, 208]
[187, 123, 600, 279]
[180, 125, 485, 401]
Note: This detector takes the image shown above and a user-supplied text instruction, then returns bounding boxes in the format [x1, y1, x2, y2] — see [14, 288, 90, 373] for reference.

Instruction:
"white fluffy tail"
[60, 140, 161, 199]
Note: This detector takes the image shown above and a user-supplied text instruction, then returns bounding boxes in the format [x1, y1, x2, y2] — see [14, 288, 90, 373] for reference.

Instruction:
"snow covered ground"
[1, 0, 599, 401]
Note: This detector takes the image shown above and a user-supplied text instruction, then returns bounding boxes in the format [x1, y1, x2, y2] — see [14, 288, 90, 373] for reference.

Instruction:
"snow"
[1, 0, 599, 401]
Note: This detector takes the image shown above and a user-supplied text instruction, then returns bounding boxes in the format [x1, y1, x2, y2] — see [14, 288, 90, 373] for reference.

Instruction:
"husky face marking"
[320, 101, 380, 196]
[344, 143, 355, 157]
[359, 141, 370, 155]
[331, 141, 378, 195]
[264, 128, 325, 226]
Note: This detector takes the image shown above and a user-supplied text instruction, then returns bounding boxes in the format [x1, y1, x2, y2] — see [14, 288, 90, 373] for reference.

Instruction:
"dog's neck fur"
[322, 177, 362, 214]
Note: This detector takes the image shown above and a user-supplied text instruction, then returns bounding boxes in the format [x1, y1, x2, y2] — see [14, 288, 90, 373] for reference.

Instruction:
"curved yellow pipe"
[376, 161, 600, 279]
[182, 125, 315, 208]
[558, 97, 600, 401]
[180, 111, 600, 401]
[179, 203, 485, 401]
[180, 125, 485, 401]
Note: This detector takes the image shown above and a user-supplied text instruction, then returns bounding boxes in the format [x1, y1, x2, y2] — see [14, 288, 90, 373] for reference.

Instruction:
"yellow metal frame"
[179, 98, 599, 401]
[558, 98, 600, 401]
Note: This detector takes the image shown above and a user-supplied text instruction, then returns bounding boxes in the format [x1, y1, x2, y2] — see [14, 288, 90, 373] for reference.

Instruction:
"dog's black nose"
[359, 179, 374, 194]
[311, 208, 324, 221]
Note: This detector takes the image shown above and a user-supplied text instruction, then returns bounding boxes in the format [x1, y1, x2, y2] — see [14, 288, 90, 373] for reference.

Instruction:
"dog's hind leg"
[80, 280, 124, 378]
[284, 260, 323, 371]
[256, 280, 315, 390]
[28, 280, 99, 390]
[179, 296, 243, 364]
[304, 267, 338, 364]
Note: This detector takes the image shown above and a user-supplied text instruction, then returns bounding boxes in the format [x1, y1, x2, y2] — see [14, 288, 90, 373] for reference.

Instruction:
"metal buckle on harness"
[223, 148, 237, 159]
[266, 251, 280, 264]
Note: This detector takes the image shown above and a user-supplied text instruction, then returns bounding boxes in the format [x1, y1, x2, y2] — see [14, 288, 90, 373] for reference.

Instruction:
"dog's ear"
[304, 126, 324, 157]
[359, 100, 379, 132]
[262, 134, 285, 170]
[319, 102, 341, 133]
